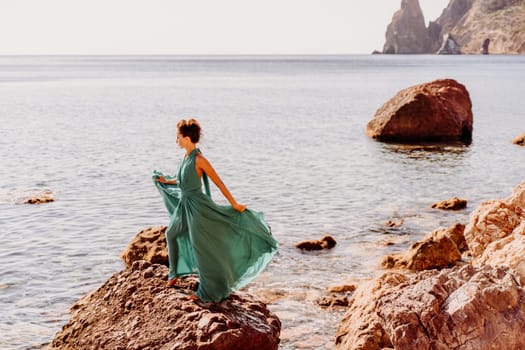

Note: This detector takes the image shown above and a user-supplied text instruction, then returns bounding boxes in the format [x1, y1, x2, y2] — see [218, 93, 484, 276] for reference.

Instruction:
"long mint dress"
[153, 148, 278, 302]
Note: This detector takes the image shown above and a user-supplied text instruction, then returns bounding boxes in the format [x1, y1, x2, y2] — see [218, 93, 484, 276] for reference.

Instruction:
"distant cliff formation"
[382, 0, 525, 54]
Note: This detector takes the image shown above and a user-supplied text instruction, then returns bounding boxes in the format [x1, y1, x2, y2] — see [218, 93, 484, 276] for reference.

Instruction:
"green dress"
[153, 148, 278, 302]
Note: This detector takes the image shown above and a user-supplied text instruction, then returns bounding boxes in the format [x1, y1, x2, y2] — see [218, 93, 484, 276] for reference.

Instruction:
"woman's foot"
[166, 278, 179, 287]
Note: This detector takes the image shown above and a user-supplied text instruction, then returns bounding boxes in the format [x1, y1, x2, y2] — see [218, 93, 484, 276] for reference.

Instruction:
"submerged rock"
[295, 235, 337, 251]
[431, 196, 467, 210]
[121, 226, 168, 267]
[366, 79, 473, 144]
[48, 261, 281, 350]
[23, 190, 54, 204]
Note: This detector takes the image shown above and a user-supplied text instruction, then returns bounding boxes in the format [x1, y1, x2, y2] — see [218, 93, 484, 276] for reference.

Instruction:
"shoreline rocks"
[336, 181, 525, 349]
[366, 79, 473, 144]
[48, 261, 281, 350]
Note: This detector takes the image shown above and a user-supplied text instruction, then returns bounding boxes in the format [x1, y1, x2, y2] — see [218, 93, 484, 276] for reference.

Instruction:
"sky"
[0, 0, 450, 55]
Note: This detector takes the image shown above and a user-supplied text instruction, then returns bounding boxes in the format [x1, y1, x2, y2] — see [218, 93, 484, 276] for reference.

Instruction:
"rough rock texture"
[121, 226, 168, 268]
[431, 196, 468, 210]
[465, 181, 525, 282]
[449, 0, 525, 54]
[48, 261, 281, 350]
[366, 79, 473, 144]
[336, 264, 525, 350]
[295, 234, 337, 251]
[513, 132, 525, 145]
[383, 0, 525, 54]
[383, 0, 429, 54]
[381, 223, 466, 270]
[335, 273, 408, 350]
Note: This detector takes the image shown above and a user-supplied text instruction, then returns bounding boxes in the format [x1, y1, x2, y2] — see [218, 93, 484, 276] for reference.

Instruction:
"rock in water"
[366, 79, 473, 144]
[48, 261, 281, 350]
[512, 132, 525, 146]
[383, 0, 430, 54]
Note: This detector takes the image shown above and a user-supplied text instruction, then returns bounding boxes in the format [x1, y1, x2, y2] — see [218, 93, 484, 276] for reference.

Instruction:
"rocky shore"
[336, 181, 525, 349]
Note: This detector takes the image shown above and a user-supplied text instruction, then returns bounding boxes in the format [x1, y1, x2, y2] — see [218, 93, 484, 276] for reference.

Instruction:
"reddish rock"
[431, 196, 467, 210]
[295, 234, 336, 251]
[366, 79, 473, 144]
[381, 223, 465, 271]
[48, 261, 281, 350]
[120, 226, 168, 268]
[335, 273, 408, 350]
[336, 265, 525, 350]
[465, 181, 525, 282]
[513, 132, 525, 146]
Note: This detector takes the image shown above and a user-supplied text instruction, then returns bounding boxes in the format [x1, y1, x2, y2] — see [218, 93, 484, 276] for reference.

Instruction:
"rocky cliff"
[383, 0, 525, 54]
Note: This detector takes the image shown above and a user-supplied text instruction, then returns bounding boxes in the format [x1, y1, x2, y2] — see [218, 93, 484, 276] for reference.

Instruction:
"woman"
[153, 119, 278, 302]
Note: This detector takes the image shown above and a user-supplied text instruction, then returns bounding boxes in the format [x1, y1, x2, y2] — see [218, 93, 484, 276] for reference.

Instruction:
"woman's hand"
[157, 176, 176, 185]
[233, 202, 247, 213]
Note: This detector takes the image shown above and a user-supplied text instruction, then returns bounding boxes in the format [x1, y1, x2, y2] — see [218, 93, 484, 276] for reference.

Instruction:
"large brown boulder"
[336, 264, 525, 350]
[48, 261, 281, 350]
[121, 226, 168, 268]
[383, 0, 430, 54]
[366, 79, 473, 144]
[381, 223, 466, 271]
[465, 181, 525, 282]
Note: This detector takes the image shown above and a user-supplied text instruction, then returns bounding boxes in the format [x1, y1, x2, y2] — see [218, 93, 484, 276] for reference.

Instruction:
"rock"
[384, 0, 525, 54]
[295, 235, 336, 251]
[464, 181, 525, 283]
[384, 218, 403, 227]
[335, 273, 409, 350]
[382, 0, 430, 54]
[336, 264, 525, 350]
[317, 295, 350, 308]
[381, 223, 465, 270]
[512, 132, 525, 145]
[431, 196, 467, 210]
[366, 79, 473, 144]
[437, 33, 462, 54]
[120, 226, 168, 268]
[48, 261, 281, 350]
[23, 190, 54, 204]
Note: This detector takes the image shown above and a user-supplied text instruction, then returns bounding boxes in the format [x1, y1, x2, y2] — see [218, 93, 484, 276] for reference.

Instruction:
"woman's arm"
[195, 154, 246, 212]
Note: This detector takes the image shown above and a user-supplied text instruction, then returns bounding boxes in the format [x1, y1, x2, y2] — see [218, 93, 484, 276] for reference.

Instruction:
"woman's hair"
[177, 118, 201, 143]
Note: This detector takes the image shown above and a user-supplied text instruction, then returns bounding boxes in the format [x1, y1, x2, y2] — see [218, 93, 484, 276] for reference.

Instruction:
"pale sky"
[0, 0, 449, 55]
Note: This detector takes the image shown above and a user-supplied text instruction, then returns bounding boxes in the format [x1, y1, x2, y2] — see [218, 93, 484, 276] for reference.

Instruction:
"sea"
[0, 55, 524, 350]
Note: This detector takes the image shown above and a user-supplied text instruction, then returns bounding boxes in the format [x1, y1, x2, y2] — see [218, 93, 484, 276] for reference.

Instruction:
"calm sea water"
[0, 55, 524, 350]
